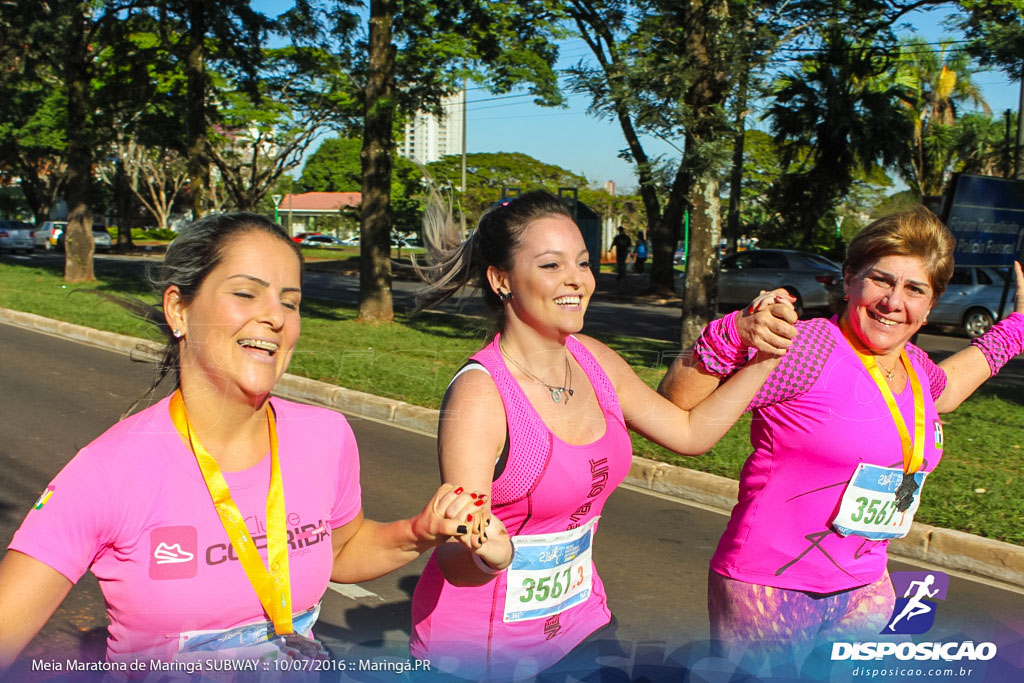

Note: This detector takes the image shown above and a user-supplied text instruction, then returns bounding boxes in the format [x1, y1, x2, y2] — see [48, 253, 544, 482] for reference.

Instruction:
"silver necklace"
[499, 342, 574, 404]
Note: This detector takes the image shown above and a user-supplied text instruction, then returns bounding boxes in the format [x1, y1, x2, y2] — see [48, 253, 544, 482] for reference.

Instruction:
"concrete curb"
[3, 305, 1023, 590]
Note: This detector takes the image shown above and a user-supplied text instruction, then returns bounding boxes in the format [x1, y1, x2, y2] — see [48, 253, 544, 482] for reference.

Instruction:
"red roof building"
[277, 192, 361, 235]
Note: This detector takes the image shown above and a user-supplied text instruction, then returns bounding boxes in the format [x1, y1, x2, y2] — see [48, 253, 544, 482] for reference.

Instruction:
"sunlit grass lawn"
[1, 256, 1021, 545]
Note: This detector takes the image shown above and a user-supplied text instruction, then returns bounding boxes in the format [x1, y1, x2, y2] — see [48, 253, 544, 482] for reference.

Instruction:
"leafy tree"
[956, 0, 1024, 177]
[338, 0, 564, 322]
[300, 137, 364, 191]
[208, 47, 345, 212]
[766, 27, 912, 250]
[896, 36, 990, 195]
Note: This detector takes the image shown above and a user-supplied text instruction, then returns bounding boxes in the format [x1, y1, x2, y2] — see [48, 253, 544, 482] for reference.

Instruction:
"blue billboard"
[941, 174, 1024, 267]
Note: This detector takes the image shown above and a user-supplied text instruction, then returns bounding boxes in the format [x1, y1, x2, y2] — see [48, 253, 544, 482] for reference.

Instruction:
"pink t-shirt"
[711, 317, 946, 592]
[9, 395, 361, 663]
[410, 335, 632, 680]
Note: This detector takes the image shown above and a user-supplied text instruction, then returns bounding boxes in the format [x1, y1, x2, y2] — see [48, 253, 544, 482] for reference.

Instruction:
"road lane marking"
[328, 582, 381, 600]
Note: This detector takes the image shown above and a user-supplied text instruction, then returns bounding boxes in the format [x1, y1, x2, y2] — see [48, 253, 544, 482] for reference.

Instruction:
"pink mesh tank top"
[410, 334, 633, 680]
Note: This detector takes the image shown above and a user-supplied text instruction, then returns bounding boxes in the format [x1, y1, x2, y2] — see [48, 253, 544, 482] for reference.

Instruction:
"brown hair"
[413, 189, 574, 329]
[839, 206, 956, 311]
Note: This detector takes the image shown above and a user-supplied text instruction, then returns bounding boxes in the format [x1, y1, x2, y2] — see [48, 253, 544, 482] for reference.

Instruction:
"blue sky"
[255, 2, 1020, 194]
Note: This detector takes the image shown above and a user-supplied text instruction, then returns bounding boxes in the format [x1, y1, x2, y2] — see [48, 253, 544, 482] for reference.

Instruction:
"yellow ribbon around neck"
[838, 318, 925, 475]
[168, 390, 294, 635]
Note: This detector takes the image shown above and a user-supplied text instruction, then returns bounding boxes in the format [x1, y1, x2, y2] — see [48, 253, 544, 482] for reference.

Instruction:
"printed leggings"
[708, 569, 895, 677]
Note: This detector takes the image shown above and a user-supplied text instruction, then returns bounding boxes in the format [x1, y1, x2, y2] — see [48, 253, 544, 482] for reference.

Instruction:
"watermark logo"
[882, 571, 949, 635]
[149, 526, 198, 580]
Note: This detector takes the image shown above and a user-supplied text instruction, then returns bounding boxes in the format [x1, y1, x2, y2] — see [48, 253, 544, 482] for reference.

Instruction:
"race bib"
[503, 517, 598, 623]
[832, 464, 927, 540]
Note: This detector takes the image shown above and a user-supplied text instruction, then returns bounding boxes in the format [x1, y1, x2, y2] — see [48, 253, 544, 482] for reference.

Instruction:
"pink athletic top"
[9, 395, 362, 663]
[410, 335, 632, 680]
[711, 317, 947, 592]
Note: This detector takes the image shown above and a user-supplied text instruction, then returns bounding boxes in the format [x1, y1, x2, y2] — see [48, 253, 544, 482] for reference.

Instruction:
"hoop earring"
[498, 291, 513, 302]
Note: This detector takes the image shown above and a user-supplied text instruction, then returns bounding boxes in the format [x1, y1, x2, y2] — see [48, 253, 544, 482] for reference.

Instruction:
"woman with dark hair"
[659, 206, 1024, 674]
[0, 213, 485, 668]
[409, 190, 797, 680]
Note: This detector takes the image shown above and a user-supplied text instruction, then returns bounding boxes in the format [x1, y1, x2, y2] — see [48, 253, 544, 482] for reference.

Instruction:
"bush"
[129, 227, 177, 241]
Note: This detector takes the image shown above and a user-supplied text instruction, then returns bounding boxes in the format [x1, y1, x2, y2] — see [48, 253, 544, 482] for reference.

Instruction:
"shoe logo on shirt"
[154, 543, 195, 564]
[149, 526, 198, 580]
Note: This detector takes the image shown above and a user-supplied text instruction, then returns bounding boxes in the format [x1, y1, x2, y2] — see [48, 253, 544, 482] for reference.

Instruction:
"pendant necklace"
[499, 341, 574, 404]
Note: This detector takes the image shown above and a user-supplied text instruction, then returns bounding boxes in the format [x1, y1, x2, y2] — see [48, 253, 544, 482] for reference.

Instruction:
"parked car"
[340, 236, 360, 246]
[57, 224, 112, 253]
[718, 248, 841, 316]
[300, 234, 343, 247]
[0, 220, 35, 254]
[929, 265, 1016, 338]
[34, 221, 67, 250]
[673, 249, 687, 265]
[292, 232, 321, 243]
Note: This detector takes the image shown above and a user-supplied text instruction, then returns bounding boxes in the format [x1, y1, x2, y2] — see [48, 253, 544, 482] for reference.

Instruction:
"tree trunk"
[357, 0, 395, 323]
[678, 0, 730, 348]
[726, 72, 749, 251]
[64, 3, 94, 283]
[115, 157, 134, 250]
[186, 0, 209, 219]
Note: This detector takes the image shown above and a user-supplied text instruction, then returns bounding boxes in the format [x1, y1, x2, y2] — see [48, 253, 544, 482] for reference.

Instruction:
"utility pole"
[460, 81, 467, 234]
[1016, 61, 1024, 180]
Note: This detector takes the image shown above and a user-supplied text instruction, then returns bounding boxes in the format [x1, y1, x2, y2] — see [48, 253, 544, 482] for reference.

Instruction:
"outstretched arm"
[659, 290, 799, 411]
[0, 551, 73, 668]
[934, 261, 1024, 413]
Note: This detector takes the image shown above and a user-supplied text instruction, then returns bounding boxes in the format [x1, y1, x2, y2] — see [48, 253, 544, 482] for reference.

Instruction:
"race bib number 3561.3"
[503, 517, 598, 623]
[832, 464, 927, 540]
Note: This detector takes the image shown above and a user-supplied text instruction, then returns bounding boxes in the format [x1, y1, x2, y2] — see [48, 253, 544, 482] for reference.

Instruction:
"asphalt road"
[2, 322, 1023, 681]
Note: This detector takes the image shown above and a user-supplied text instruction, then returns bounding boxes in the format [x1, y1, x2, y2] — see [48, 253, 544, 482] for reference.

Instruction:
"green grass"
[1, 256, 1022, 545]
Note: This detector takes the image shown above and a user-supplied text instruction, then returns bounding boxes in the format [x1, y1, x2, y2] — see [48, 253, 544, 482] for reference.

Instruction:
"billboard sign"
[941, 174, 1024, 267]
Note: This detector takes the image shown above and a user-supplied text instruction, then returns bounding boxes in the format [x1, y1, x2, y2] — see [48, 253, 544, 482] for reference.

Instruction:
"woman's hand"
[460, 503, 515, 571]
[409, 484, 488, 548]
[736, 289, 799, 356]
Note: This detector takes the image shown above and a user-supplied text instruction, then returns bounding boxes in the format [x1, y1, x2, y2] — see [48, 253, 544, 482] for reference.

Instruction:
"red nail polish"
[453, 487, 463, 494]
[467, 514, 473, 522]
[470, 493, 477, 499]
[475, 500, 485, 506]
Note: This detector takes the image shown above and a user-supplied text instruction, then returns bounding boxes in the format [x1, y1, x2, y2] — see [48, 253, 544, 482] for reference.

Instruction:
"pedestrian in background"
[611, 227, 631, 281]
[633, 231, 648, 274]
[0, 213, 485, 670]
[410, 190, 797, 681]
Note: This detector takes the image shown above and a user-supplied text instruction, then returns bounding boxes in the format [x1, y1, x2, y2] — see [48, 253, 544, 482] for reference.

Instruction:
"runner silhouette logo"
[882, 571, 949, 635]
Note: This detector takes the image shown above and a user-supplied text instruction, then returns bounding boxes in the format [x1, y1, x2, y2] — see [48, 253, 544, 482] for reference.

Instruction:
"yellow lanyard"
[168, 390, 294, 635]
[839, 318, 926, 475]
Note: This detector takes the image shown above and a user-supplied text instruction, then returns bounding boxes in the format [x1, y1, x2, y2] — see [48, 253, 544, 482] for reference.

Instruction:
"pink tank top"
[410, 334, 632, 680]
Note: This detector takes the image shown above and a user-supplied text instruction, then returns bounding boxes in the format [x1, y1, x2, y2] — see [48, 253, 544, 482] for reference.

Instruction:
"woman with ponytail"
[409, 190, 797, 680]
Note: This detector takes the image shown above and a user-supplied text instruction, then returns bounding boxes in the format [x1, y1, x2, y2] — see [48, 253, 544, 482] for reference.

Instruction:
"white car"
[929, 266, 1017, 338]
[0, 220, 35, 254]
[34, 221, 67, 250]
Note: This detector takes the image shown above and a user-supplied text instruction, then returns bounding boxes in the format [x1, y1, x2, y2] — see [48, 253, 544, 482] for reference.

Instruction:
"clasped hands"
[738, 288, 801, 356]
[412, 483, 513, 572]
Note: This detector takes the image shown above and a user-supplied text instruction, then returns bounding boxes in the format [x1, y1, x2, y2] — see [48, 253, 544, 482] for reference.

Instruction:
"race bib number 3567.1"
[832, 464, 927, 540]
[503, 517, 598, 623]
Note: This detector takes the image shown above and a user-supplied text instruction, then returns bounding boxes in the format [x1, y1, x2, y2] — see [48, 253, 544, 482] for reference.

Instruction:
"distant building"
[279, 192, 361, 236]
[397, 90, 466, 165]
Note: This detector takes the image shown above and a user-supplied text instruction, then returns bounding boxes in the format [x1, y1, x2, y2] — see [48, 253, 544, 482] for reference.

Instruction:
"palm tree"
[767, 27, 912, 248]
[897, 37, 991, 196]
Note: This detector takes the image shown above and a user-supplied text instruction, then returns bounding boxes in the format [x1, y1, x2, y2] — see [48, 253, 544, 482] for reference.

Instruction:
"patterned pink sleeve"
[747, 318, 836, 411]
[905, 342, 948, 399]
